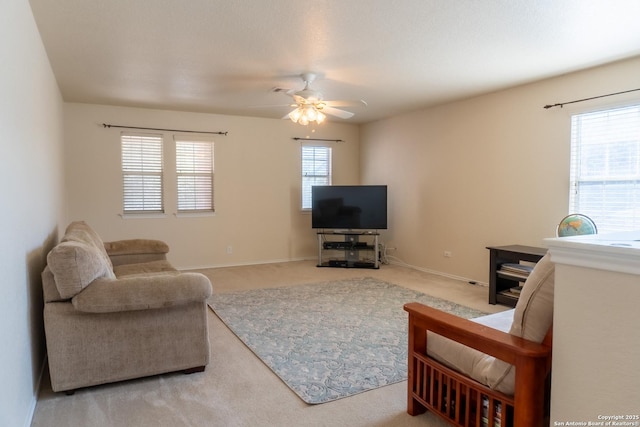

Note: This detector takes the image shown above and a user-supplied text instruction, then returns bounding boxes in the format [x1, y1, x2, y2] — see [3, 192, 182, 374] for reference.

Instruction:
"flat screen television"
[311, 185, 388, 230]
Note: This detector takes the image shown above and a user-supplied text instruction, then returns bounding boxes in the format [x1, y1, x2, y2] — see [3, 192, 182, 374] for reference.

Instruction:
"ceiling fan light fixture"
[288, 107, 303, 123]
[304, 105, 317, 121]
[268, 72, 365, 125]
[288, 104, 326, 126]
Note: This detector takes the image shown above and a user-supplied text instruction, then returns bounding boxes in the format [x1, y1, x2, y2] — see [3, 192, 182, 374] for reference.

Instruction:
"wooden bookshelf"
[486, 245, 547, 307]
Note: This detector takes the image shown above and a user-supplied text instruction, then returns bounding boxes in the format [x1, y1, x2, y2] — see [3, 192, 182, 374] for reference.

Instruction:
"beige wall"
[0, 1, 65, 426]
[361, 56, 640, 283]
[551, 260, 640, 422]
[63, 103, 360, 269]
[64, 56, 640, 279]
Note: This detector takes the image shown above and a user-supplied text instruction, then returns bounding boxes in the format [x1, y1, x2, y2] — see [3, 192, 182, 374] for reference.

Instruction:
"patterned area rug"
[208, 277, 487, 404]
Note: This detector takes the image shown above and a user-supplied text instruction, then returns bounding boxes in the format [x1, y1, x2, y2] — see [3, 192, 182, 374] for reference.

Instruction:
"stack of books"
[481, 397, 502, 427]
[498, 263, 534, 297]
[504, 286, 523, 296]
[499, 263, 533, 280]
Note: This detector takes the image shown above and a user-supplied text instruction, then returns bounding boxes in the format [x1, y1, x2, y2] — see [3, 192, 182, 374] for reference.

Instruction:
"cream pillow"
[474, 253, 555, 393]
[62, 221, 115, 273]
[47, 240, 114, 299]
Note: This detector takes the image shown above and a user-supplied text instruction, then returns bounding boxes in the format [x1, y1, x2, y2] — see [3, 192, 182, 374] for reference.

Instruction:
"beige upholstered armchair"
[405, 254, 554, 427]
[42, 221, 212, 393]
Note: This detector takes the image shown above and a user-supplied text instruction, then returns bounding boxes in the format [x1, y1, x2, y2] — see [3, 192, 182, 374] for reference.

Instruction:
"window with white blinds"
[121, 133, 164, 213]
[301, 146, 332, 210]
[569, 104, 640, 233]
[176, 139, 214, 212]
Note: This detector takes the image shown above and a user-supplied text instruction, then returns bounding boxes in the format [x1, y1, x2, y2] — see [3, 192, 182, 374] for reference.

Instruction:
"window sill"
[119, 213, 167, 219]
[174, 211, 216, 218]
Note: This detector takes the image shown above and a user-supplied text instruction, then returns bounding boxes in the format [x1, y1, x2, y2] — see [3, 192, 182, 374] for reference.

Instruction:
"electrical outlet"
[443, 251, 452, 258]
[226, 245, 233, 254]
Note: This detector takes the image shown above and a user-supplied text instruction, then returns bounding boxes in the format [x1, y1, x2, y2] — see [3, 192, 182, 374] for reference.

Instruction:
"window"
[301, 146, 332, 210]
[569, 104, 640, 233]
[176, 139, 214, 212]
[121, 133, 164, 213]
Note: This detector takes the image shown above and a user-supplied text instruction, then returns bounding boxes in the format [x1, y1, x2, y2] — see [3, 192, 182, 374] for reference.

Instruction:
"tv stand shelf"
[317, 231, 380, 269]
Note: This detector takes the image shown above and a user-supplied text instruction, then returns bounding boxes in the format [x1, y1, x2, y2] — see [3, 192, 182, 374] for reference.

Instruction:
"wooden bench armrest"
[404, 302, 551, 364]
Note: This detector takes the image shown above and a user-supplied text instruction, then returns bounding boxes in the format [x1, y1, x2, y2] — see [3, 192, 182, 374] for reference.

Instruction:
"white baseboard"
[177, 256, 487, 287]
[177, 256, 316, 271]
[386, 259, 487, 287]
[25, 355, 47, 427]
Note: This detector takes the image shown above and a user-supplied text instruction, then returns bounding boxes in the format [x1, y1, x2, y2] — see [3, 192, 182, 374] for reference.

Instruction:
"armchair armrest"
[72, 272, 212, 313]
[404, 302, 551, 364]
[104, 239, 170, 266]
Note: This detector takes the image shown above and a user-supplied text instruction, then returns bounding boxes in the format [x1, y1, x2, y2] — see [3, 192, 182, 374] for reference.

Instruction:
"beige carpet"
[31, 260, 507, 427]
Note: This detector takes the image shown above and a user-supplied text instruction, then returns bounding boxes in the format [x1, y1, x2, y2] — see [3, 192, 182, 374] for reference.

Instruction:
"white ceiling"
[29, 0, 640, 124]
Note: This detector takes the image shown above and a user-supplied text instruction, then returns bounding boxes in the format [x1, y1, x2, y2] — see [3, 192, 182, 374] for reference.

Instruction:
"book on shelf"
[497, 270, 529, 280]
[509, 286, 523, 295]
[482, 397, 502, 427]
[501, 263, 533, 274]
[498, 286, 523, 298]
[499, 263, 533, 279]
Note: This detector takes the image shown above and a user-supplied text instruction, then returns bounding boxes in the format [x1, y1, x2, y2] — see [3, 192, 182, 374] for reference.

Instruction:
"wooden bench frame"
[405, 302, 552, 427]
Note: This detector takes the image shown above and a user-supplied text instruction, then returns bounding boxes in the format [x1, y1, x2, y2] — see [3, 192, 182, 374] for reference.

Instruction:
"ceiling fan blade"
[250, 72, 363, 122]
[322, 106, 355, 119]
[247, 103, 295, 109]
[293, 94, 313, 105]
[323, 99, 368, 108]
[272, 87, 295, 97]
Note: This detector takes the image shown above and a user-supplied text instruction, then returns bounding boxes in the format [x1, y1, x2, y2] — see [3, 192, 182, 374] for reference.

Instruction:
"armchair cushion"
[62, 220, 114, 270]
[509, 253, 555, 341]
[426, 310, 515, 393]
[427, 253, 554, 395]
[113, 260, 177, 277]
[72, 273, 213, 313]
[47, 240, 115, 299]
[104, 239, 169, 256]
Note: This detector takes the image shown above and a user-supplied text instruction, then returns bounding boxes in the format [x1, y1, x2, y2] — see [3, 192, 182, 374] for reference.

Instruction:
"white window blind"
[301, 146, 332, 210]
[121, 133, 164, 213]
[176, 139, 214, 212]
[570, 104, 640, 233]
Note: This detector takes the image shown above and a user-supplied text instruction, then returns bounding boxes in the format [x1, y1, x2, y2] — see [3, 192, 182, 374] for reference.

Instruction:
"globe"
[556, 214, 598, 237]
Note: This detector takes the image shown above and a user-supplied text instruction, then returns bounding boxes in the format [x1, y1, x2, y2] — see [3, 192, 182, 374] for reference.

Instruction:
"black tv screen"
[311, 185, 388, 230]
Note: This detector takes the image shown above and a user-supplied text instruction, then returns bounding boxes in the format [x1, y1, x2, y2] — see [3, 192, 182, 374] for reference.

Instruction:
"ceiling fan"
[270, 72, 367, 125]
